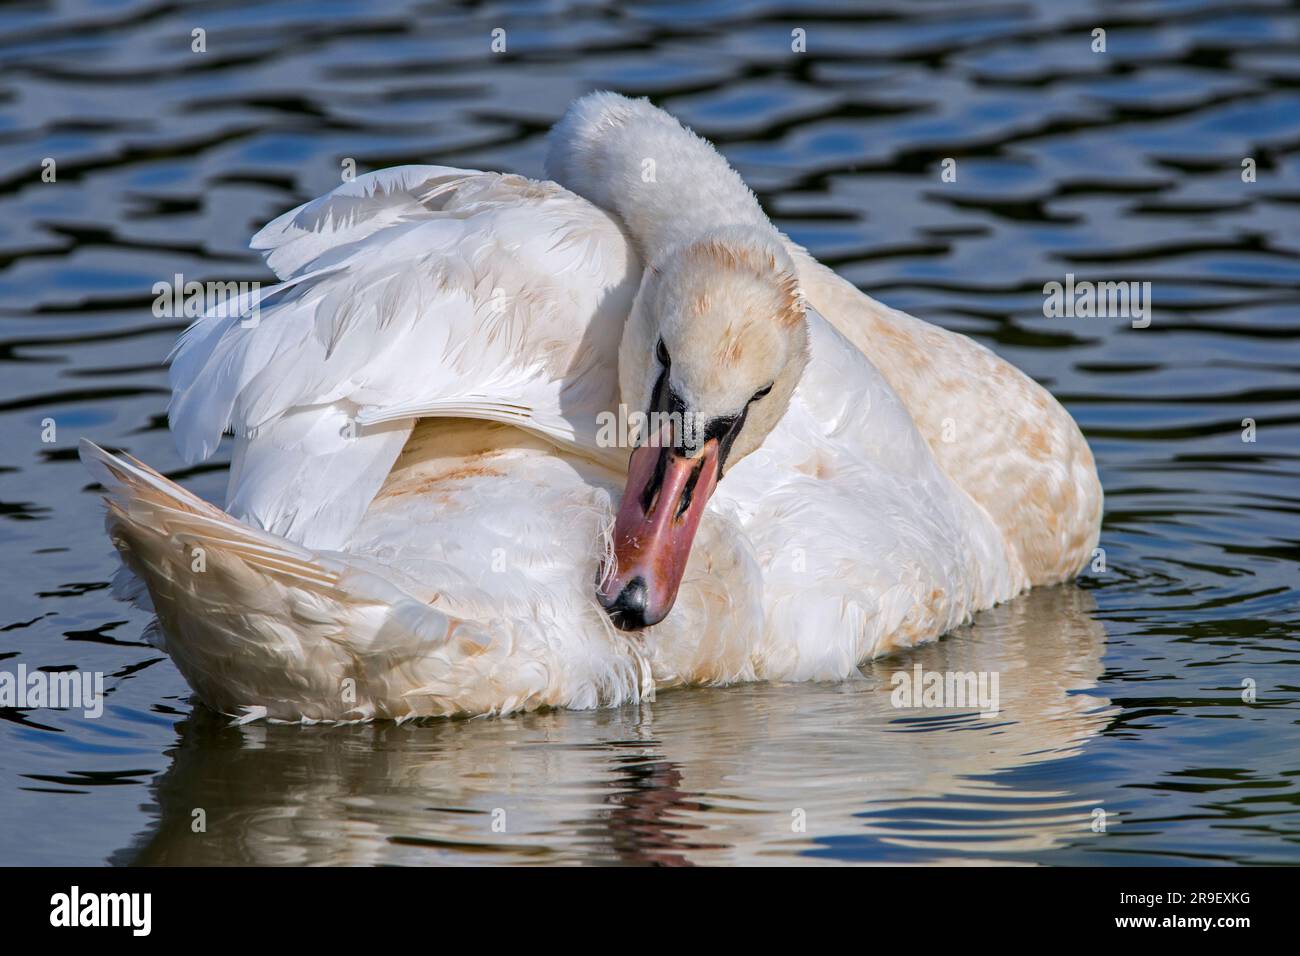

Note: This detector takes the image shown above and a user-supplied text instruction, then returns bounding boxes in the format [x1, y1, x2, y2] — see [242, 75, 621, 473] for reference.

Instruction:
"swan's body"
[82, 94, 1100, 721]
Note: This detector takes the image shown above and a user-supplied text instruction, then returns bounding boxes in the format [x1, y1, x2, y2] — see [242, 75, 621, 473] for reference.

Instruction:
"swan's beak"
[598, 437, 721, 630]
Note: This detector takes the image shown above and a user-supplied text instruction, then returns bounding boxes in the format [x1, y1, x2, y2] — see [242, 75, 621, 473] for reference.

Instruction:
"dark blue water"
[1, 0, 1297, 865]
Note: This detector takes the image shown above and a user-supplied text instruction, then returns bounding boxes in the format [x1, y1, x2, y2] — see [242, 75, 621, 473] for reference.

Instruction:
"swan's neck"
[545, 92, 783, 265]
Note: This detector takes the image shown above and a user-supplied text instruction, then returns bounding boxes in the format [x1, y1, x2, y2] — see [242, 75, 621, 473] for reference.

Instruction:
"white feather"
[84, 94, 1101, 721]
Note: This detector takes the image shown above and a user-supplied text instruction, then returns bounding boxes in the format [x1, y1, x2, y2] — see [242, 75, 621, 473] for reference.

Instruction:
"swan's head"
[598, 233, 808, 630]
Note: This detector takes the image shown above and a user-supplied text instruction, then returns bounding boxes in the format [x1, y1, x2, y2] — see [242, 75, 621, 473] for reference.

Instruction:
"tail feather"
[77, 440, 584, 721]
[81, 439, 341, 593]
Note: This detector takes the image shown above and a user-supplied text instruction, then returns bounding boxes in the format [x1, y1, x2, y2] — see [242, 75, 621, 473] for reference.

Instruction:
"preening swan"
[81, 92, 1101, 721]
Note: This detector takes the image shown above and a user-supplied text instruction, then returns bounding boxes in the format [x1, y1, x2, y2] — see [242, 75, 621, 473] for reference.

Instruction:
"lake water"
[1, 0, 1297, 866]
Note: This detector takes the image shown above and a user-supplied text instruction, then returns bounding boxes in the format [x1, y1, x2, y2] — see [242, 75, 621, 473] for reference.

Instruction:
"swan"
[80, 92, 1102, 722]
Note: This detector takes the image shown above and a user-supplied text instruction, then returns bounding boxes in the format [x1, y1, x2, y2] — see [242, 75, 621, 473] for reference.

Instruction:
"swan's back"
[791, 252, 1102, 586]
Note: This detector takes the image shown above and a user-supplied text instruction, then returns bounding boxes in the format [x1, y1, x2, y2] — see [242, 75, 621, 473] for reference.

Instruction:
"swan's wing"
[250, 165, 479, 281]
[169, 168, 639, 548]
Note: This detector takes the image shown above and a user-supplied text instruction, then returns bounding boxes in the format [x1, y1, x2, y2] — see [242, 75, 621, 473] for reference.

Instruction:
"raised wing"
[168, 167, 640, 548]
[251, 165, 476, 281]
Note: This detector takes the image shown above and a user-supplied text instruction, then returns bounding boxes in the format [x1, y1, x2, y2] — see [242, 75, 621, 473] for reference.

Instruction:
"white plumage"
[82, 93, 1101, 721]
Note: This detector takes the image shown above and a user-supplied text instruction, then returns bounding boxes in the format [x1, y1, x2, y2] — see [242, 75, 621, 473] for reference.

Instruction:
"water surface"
[1, 0, 1298, 865]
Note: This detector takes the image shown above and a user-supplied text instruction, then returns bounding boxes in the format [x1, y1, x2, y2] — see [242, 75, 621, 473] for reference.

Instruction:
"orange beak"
[597, 436, 722, 630]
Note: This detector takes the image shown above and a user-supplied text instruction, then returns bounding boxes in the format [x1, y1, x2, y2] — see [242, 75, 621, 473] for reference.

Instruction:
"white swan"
[81, 93, 1101, 721]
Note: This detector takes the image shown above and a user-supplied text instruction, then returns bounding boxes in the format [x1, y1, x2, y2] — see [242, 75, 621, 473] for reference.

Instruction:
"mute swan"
[81, 92, 1101, 721]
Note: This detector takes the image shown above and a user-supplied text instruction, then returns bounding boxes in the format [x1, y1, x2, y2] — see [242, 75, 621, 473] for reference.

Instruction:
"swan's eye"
[656, 338, 670, 367]
[751, 383, 773, 402]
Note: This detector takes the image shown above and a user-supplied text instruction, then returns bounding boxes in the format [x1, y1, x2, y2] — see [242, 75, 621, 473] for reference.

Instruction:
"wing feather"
[167, 168, 638, 548]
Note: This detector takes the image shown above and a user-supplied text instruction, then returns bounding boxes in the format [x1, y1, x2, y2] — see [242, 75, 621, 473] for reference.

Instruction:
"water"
[1, 0, 1297, 866]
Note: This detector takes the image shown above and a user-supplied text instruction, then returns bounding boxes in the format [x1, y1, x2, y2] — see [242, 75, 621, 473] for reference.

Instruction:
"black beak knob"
[604, 576, 649, 631]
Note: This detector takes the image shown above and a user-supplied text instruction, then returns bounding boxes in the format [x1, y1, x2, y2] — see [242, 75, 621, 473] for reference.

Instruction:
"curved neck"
[545, 92, 781, 263]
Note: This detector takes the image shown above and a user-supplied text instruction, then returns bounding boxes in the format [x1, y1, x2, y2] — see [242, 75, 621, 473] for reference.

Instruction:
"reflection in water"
[118, 586, 1112, 866]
